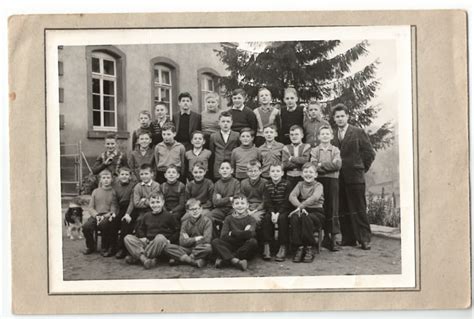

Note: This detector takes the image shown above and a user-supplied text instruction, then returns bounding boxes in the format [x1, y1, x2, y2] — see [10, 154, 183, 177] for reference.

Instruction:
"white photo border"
[46, 26, 415, 294]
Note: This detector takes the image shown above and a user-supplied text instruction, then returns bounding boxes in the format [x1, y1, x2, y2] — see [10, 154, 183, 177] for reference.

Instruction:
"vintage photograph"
[46, 26, 415, 293]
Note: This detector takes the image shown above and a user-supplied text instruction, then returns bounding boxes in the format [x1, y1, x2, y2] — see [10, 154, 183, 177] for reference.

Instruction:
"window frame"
[150, 57, 179, 120]
[197, 67, 222, 113]
[91, 52, 118, 132]
[86, 46, 129, 139]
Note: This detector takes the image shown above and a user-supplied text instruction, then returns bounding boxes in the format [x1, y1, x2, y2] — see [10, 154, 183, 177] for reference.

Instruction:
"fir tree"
[215, 41, 393, 150]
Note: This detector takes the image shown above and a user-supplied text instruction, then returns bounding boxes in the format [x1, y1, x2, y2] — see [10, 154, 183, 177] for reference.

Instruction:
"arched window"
[151, 57, 179, 118]
[198, 68, 223, 112]
[91, 52, 117, 130]
[86, 46, 127, 139]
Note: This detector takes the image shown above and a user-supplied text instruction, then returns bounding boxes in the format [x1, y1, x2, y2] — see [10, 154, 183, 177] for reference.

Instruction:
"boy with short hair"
[128, 130, 155, 180]
[150, 102, 171, 146]
[164, 199, 213, 268]
[254, 87, 281, 147]
[124, 192, 179, 269]
[261, 163, 293, 261]
[132, 163, 161, 228]
[231, 128, 261, 181]
[289, 162, 325, 263]
[161, 165, 186, 221]
[209, 161, 241, 226]
[240, 160, 267, 223]
[201, 92, 222, 145]
[82, 169, 118, 255]
[131, 110, 153, 150]
[304, 101, 329, 147]
[209, 111, 240, 180]
[154, 122, 186, 184]
[185, 130, 212, 181]
[259, 124, 284, 179]
[92, 133, 128, 177]
[279, 87, 305, 145]
[229, 88, 258, 133]
[282, 125, 311, 191]
[211, 195, 258, 271]
[112, 167, 137, 259]
[310, 125, 342, 252]
[173, 92, 202, 150]
[184, 162, 214, 218]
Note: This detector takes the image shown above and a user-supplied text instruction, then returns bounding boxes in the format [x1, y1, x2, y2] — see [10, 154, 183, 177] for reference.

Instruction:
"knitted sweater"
[128, 148, 155, 179]
[179, 215, 213, 247]
[185, 178, 214, 209]
[220, 213, 257, 242]
[263, 178, 293, 214]
[137, 210, 179, 243]
[112, 180, 136, 217]
[212, 176, 240, 210]
[231, 145, 261, 179]
[185, 148, 212, 175]
[282, 143, 311, 177]
[154, 141, 186, 175]
[89, 186, 118, 216]
[289, 180, 324, 209]
[303, 117, 330, 147]
[259, 141, 284, 178]
[201, 110, 221, 136]
[161, 181, 186, 218]
[230, 106, 258, 133]
[240, 177, 267, 210]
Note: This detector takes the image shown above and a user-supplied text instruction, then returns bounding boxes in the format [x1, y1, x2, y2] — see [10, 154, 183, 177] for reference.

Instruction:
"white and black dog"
[64, 197, 86, 240]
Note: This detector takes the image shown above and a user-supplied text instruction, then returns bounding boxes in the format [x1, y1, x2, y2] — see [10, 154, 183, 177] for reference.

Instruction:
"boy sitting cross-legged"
[211, 195, 258, 271]
[124, 192, 179, 269]
[164, 199, 213, 268]
[184, 162, 214, 219]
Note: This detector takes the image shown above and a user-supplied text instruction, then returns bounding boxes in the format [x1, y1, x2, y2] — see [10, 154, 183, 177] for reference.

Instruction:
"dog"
[64, 196, 89, 240]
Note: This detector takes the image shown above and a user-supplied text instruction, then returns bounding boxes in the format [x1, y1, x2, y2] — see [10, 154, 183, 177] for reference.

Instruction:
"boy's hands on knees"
[289, 208, 301, 218]
[140, 237, 150, 245]
[121, 214, 132, 223]
[182, 233, 189, 239]
[301, 209, 309, 216]
[244, 225, 251, 231]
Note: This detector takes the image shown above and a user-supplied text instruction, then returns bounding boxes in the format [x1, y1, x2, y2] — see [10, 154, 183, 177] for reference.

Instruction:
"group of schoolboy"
[80, 87, 375, 271]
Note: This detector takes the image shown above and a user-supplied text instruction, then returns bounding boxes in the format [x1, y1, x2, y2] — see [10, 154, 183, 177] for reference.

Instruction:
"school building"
[58, 43, 233, 194]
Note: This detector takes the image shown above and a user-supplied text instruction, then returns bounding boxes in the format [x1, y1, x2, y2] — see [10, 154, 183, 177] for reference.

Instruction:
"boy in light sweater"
[289, 162, 325, 263]
[231, 128, 261, 181]
[82, 169, 118, 255]
[310, 125, 342, 252]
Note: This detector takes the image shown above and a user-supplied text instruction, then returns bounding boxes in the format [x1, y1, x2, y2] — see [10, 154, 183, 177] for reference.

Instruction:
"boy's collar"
[101, 184, 112, 190]
[292, 142, 302, 147]
[141, 180, 153, 186]
[193, 147, 203, 155]
[167, 180, 178, 185]
[119, 180, 130, 185]
[271, 178, 282, 184]
[151, 209, 163, 215]
[221, 129, 230, 135]
[287, 105, 297, 112]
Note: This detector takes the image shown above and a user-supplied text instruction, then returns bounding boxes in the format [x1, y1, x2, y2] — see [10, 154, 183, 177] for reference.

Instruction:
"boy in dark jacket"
[211, 195, 258, 271]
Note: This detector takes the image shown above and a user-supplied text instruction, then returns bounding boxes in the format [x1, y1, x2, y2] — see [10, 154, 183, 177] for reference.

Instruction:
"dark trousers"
[290, 208, 325, 247]
[338, 180, 371, 244]
[317, 177, 341, 235]
[286, 175, 303, 194]
[117, 218, 136, 252]
[262, 211, 289, 245]
[82, 215, 119, 251]
[211, 237, 258, 261]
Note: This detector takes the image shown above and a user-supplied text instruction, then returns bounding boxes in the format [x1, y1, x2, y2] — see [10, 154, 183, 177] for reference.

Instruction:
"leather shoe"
[361, 242, 371, 250]
[82, 248, 95, 255]
[115, 250, 127, 259]
[339, 240, 357, 247]
[275, 245, 286, 262]
[303, 246, 314, 263]
[293, 246, 304, 263]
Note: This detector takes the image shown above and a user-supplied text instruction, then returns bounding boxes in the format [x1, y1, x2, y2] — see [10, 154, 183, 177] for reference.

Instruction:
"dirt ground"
[62, 225, 401, 281]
